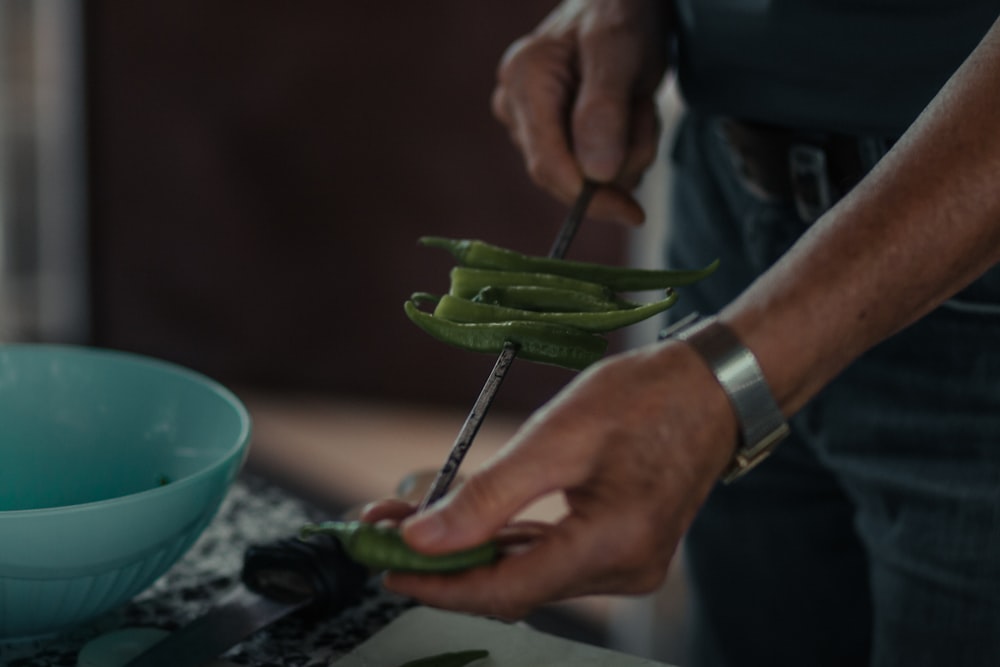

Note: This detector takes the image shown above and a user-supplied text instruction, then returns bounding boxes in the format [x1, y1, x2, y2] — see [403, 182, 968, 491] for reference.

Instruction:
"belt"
[718, 118, 895, 222]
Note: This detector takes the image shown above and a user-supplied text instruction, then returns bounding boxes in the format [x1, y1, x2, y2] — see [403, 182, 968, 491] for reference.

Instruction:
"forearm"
[723, 16, 1000, 416]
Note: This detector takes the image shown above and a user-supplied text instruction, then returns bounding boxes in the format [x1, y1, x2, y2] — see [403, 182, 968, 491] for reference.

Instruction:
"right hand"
[491, 0, 671, 225]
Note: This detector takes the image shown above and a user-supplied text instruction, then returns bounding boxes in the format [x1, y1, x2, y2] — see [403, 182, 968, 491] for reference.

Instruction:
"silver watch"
[660, 313, 789, 483]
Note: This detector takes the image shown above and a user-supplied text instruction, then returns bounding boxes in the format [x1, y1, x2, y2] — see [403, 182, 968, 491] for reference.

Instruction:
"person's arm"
[728, 16, 1000, 416]
[366, 12, 1000, 620]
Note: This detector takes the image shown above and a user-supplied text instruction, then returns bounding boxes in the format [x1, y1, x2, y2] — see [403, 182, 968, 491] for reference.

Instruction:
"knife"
[120, 534, 369, 667]
[417, 179, 598, 510]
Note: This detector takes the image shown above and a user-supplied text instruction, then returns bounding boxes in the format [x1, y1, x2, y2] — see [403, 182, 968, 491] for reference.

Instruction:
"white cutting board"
[330, 606, 676, 667]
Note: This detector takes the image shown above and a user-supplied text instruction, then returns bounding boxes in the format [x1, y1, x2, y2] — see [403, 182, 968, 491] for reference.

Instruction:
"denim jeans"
[665, 112, 1000, 667]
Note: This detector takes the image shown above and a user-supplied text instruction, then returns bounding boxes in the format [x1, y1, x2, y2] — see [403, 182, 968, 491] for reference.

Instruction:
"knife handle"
[241, 534, 369, 619]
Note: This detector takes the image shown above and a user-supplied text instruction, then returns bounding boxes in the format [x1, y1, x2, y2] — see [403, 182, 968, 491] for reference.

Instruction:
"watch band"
[661, 313, 789, 483]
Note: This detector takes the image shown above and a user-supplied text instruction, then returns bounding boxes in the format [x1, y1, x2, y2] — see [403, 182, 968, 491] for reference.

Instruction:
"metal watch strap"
[661, 313, 789, 483]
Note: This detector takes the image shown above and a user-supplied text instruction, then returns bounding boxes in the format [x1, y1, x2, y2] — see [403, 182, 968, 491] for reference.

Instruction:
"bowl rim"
[0, 343, 252, 518]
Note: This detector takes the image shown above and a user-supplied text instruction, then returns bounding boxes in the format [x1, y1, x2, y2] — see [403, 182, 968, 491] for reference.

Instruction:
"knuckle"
[495, 36, 534, 83]
[524, 154, 560, 192]
[455, 473, 507, 519]
[490, 88, 508, 124]
[577, 9, 641, 48]
[524, 152, 546, 182]
[575, 95, 623, 135]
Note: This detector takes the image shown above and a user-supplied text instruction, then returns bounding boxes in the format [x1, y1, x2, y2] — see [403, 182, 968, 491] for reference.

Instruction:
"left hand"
[362, 339, 737, 619]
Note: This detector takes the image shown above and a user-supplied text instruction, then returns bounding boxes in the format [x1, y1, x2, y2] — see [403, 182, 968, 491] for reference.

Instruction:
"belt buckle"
[788, 143, 833, 223]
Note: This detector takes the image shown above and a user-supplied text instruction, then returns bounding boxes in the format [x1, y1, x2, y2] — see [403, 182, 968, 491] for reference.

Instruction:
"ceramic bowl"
[0, 345, 251, 640]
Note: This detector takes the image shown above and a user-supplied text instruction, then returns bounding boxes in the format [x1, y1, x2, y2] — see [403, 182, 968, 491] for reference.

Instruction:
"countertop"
[1, 393, 689, 666]
[0, 474, 415, 667]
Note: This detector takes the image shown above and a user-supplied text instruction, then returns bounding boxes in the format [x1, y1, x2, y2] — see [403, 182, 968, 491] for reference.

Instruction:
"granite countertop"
[1, 474, 415, 667]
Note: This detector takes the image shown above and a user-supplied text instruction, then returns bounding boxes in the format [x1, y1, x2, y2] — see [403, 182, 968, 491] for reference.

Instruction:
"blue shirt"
[675, 1, 998, 135]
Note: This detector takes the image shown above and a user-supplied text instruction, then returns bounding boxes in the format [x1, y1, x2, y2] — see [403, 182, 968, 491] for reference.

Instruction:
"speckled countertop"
[1, 474, 415, 667]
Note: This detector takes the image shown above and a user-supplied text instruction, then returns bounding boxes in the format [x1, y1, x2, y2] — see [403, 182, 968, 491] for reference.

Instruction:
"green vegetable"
[410, 291, 441, 306]
[449, 266, 613, 300]
[421, 236, 719, 291]
[300, 521, 497, 573]
[404, 299, 608, 371]
[396, 649, 490, 667]
[472, 285, 629, 313]
[432, 292, 678, 333]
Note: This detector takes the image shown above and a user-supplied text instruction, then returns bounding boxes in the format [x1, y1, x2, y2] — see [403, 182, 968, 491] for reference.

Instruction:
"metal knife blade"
[123, 534, 369, 667]
[417, 179, 599, 510]
[122, 586, 311, 667]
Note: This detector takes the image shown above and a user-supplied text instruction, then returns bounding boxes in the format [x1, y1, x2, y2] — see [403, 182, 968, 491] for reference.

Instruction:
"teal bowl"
[0, 345, 251, 640]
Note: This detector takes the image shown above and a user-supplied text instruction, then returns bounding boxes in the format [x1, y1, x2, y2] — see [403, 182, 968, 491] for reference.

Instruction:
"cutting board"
[330, 606, 676, 667]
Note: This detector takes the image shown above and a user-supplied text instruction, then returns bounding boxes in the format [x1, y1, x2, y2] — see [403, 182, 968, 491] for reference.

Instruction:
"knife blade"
[121, 535, 369, 667]
[119, 587, 308, 667]
[417, 179, 599, 511]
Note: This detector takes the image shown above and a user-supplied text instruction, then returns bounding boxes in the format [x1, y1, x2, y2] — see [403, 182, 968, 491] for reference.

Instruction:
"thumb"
[400, 451, 561, 554]
[572, 17, 647, 182]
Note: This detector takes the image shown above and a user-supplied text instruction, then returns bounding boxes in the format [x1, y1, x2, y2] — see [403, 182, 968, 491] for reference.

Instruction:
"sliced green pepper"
[449, 266, 614, 300]
[396, 650, 490, 667]
[471, 285, 629, 313]
[404, 300, 607, 371]
[420, 236, 719, 291]
[433, 292, 678, 333]
[300, 520, 497, 573]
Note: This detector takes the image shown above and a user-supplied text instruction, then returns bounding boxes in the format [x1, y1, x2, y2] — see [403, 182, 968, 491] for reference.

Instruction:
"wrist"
[661, 313, 789, 482]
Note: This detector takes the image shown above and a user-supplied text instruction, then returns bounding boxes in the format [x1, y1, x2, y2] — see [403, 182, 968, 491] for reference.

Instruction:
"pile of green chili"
[404, 236, 718, 371]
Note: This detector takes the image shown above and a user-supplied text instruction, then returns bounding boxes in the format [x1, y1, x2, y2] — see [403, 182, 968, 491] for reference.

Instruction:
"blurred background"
[5, 0, 635, 407]
[1, 0, 689, 663]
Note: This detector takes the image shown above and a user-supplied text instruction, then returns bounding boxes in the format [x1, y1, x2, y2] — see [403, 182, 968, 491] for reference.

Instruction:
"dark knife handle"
[241, 534, 368, 619]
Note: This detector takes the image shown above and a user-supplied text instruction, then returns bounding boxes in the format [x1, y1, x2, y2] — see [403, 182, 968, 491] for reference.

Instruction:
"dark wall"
[84, 2, 627, 412]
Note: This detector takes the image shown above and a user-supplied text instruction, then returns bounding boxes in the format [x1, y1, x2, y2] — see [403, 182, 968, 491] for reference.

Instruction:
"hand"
[491, 0, 671, 226]
[364, 340, 737, 620]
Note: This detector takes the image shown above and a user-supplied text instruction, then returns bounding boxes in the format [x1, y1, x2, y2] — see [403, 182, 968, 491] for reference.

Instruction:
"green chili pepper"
[420, 236, 719, 291]
[300, 521, 497, 573]
[404, 300, 607, 370]
[410, 291, 441, 306]
[449, 266, 614, 300]
[471, 285, 630, 313]
[433, 292, 677, 333]
[396, 649, 490, 667]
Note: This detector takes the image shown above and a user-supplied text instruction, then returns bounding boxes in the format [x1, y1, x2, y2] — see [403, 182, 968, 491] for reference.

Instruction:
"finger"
[620, 97, 662, 186]
[494, 520, 552, 549]
[493, 39, 584, 207]
[585, 187, 646, 226]
[359, 499, 416, 524]
[400, 440, 581, 554]
[583, 100, 659, 226]
[384, 519, 585, 619]
[572, 14, 647, 182]
[386, 511, 669, 619]
[516, 102, 583, 208]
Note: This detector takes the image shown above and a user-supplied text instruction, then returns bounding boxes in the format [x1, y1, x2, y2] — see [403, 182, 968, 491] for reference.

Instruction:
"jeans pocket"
[741, 201, 806, 274]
